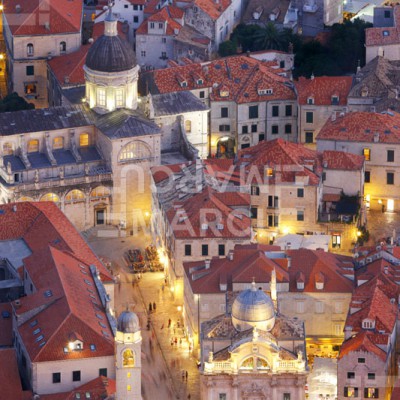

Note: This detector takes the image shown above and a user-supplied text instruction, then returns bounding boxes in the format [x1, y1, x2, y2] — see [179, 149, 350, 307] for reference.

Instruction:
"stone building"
[200, 282, 308, 400]
[295, 75, 353, 147]
[317, 110, 400, 212]
[3, 0, 84, 109]
[0, 7, 206, 232]
[338, 273, 398, 400]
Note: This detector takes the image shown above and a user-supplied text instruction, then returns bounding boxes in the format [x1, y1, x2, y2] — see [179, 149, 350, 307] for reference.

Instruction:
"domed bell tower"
[84, 2, 140, 114]
[115, 310, 142, 400]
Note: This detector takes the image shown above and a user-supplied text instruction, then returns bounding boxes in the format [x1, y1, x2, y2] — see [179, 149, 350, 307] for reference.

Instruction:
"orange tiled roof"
[47, 21, 127, 86]
[166, 186, 251, 239]
[322, 150, 364, 170]
[136, 6, 183, 35]
[316, 111, 400, 143]
[0, 348, 32, 400]
[339, 331, 387, 361]
[366, 6, 400, 47]
[295, 76, 353, 106]
[4, 0, 83, 35]
[149, 55, 295, 104]
[193, 0, 231, 20]
[184, 243, 286, 294]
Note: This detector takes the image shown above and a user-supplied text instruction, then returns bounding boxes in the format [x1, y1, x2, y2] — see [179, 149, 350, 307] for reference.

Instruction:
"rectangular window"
[242, 125, 248, 134]
[365, 171, 371, 183]
[363, 148, 371, 161]
[283, 394, 291, 400]
[365, 388, 379, 398]
[335, 302, 343, 313]
[297, 188, 304, 198]
[159, 23, 163, 28]
[219, 125, 230, 132]
[259, 133, 265, 142]
[241, 143, 250, 149]
[161, 51, 167, 58]
[134, 4, 138, 10]
[52, 372, 61, 383]
[162, 37, 167, 43]
[285, 124, 292, 134]
[26, 66, 34, 76]
[249, 105, 258, 119]
[296, 301, 304, 313]
[251, 186, 260, 195]
[219, 393, 227, 400]
[199, 91, 205, 99]
[271, 125, 279, 135]
[150, 22, 155, 29]
[347, 372, 355, 379]
[305, 132, 313, 143]
[133, 16, 139, 23]
[306, 111, 313, 124]
[344, 387, 358, 397]
[387, 149, 394, 162]
[358, 358, 365, 363]
[368, 373, 375, 380]
[116, 89, 124, 107]
[99, 368, 107, 377]
[72, 371, 81, 382]
[221, 107, 228, 118]
[141, 51, 146, 57]
[250, 207, 258, 219]
[387, 172, 394, 185]
[297, 210, 304, 221]
[251, 124, 257, 133]
[185, 244, 192, 256]
[97, 88, 106, 106]
[315, 301, 324, 314]
[272, 105, 279, 117]
[285, 105, 292, 116]
[218, 244, 225, 256]
[202, 244, 208, 256]
[268, 195, 279, 208]
[385, 10, 391, 17]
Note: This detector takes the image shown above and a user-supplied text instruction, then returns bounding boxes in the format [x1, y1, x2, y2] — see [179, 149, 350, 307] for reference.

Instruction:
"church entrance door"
[96, 209, 105, 225]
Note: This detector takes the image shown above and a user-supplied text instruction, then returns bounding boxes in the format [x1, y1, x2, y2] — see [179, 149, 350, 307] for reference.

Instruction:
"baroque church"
[0, 8, 208, 231]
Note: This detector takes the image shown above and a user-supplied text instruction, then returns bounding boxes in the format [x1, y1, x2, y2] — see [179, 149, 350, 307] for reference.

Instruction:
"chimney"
[374, 132, 380, 143]
[356, 59, 361, 73]
[331, 112, 336, 122]
[323, 160, 328, 168]
[15, 4, 21, 13]
[103, 378, 109, 386]
[310, 72, 314, 80]
[12, 205, 17, 212]
[228, 251, 234, 261]
[287, 256, 292, 268]
[205, 259, 211, 269]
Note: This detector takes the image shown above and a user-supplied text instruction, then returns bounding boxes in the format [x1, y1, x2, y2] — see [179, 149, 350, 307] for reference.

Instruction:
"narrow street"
[88, 232, 200, 400]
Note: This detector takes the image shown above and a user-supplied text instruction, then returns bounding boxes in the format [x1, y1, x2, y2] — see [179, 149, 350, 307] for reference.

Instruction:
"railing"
[15, 173, 112, 191]
[212, 362, 233, 372]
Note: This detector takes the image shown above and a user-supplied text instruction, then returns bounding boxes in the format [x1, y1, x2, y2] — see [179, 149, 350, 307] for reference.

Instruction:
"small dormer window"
[258, 88, 273, 95]
[265, 167, 273, 177]
[217, 223, 224, 230]
[307, 97, 314, 105]
[297, 282, 304, 290]
[201, 223, 208, 230]
[220, 89, 229, 97]
[316, 282, 324, 290]
[383, 30, 390, 36]
[181, 81, 187, 87]
[197, 79, 203, 85]
[331, 95, 339, 105]
[361, 87, 369, 97]
[362, 319, 374, 329]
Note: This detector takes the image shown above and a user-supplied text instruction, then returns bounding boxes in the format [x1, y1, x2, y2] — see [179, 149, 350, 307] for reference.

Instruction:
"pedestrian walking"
[179, 337, 182, 346]
[149, 303, 152, 312]
[161, 323, 164, 330]
[187, 394, 191, 400]
[181, 370, 185, 381]
[162, 283, 165, 292]
[174, 337, 178, 345]
[185, 370, 188, 381]
[168, 318, 172, 328]
[153, 302, 156, 311]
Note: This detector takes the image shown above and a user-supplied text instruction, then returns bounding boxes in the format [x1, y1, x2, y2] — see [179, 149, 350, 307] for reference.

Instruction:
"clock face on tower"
[122, 348, 135, 367]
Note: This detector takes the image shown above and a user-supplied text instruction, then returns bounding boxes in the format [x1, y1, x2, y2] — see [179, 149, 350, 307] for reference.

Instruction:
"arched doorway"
[216, 137, 235, 158]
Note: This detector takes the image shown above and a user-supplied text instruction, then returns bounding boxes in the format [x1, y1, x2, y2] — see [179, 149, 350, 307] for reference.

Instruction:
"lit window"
[127, 372, 131, 378]
[18, 196, 34, 202]
[25, 83, 37, 95]
[79, 133, 89, 147]
[27, 139, 39, 153]
[116, 89, 124, 107]
[41, 193, 60, 202]
[119, 141, 151, 162]
[185, 120, 192, 133]
[91, 186, 111, 198]
[53, 137, 64, 150]
[363, 148, 371, 161]
[266, 167, 273, 177]
[65, 189, 85, 202]
[123, 349, 135, 367]
[97, 88, 106, 107]
[127, 385, 131, 391]
[3, 142, 13, 155]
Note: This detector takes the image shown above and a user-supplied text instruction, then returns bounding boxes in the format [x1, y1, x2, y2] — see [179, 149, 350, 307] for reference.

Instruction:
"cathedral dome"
[85, 13, 136, 73]
[231, 282, 275, 332]
[117, 310, 140, 334]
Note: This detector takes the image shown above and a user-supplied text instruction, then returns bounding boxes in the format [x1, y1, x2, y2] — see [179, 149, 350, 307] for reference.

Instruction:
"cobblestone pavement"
[88, 231, 200, 400]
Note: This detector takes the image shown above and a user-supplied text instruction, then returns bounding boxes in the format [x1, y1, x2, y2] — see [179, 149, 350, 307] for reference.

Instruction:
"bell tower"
[115, 310, 142, 399]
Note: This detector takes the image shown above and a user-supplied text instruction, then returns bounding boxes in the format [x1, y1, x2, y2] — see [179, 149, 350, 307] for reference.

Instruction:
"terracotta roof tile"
[366, 6, 400, 46]
[322, 150, 364, 170]
[317, 111, 400, 143]
[4, 0, 83, 35]
[295, 76, 353, 106]
[339, 331, 388, 361]
[193, 0, 231, 20]
[136, 6, 183, 35]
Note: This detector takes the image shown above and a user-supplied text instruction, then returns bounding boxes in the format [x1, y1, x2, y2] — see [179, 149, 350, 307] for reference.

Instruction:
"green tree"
[218, 40, 237, 57]
[253, 22, 286, 50]
[230, 24, 263, 52]
[0, 92, 35, 113]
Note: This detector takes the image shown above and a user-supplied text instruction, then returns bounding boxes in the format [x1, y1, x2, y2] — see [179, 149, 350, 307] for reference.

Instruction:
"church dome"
[85, 12, 136, 73]
[117, 310, 140, 334]
[232, 282, 275, 332]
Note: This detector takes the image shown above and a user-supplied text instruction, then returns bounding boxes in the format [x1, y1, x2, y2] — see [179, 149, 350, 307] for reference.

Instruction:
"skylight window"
[44, 290, 53, 298]
[96, 313, 103, 320]
[81, 270, 88, 275]
[383, 30, 390, 36]
[36, 335, 44, 342]
[30, 320, 38, 327]
[99, 322, 107, 328]
[33, 328, 41, 335]
[84, 279, 92, 286]
[90, 344, 96, 351]
[39, 341, 46, 347]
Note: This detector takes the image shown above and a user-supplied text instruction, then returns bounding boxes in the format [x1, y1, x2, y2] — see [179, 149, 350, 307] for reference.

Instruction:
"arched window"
[53, 137, 64, 150]
[3, 142, 13, 155]
[27, 139, 39, 153]
[119, 141, 151, 162]
[79, 133, 89, 147]
[40, 193, 60, 202]
[91, 186, 111, 198]
[122, 349, 135, 367]
[60, 41, 66, 53]
[18, 196, 34, 202]
[27, 43, 34, 56]
[256, 357, 270, 370]
[65, 189, 85, 202]
[239, 357, 254, 370]
[185, 120, 192, 133]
